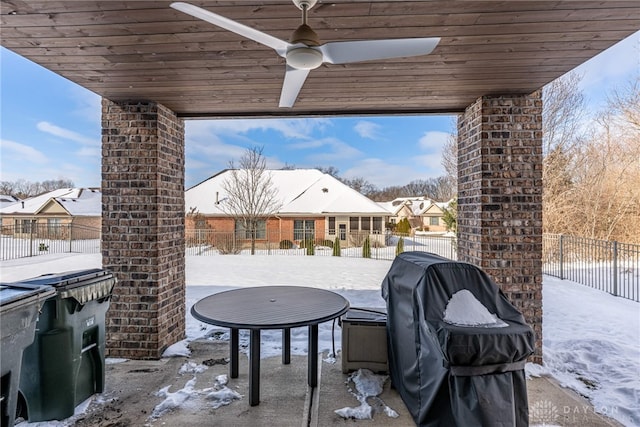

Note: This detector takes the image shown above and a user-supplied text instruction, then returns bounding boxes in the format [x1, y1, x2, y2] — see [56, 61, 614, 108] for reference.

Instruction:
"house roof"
[186, 169, 390, 216]
[0, 188, 101, 216]
[0, 194, 20, 208]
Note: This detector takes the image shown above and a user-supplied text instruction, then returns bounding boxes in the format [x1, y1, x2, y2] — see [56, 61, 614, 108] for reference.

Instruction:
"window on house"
[373, 217, 382, 233]
[16, 219, 34, 234]
[429, 216, 440, 226]
[349, 217, 359, 231]
[294, 220, 315, 241]
[235, 219, 266, 239]
[361, 217, 371, 231]
[328, 217, 336, 234]
[48, 218, 62, 236]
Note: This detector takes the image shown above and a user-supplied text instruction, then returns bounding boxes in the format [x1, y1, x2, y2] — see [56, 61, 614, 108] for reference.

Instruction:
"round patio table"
[191, 286, 350, 406]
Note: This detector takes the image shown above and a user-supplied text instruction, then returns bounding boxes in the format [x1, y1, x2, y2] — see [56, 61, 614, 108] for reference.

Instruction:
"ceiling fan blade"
[319, 38, 440, 64]
[171, 2, 290, 56]
[279, 66, 311, 108]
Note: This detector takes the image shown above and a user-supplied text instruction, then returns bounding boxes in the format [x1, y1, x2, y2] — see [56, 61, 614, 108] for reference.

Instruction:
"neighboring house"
[379, 196, 453, 233]
[0, 194, 20, 209]
[185, 169, 391, 248]
[0, 188, 101, 238]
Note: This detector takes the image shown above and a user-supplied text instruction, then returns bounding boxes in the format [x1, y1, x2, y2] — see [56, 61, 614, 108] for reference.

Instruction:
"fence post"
[559, 234, 564, 280]
[612, 240, 618, 297]
[68, 224, 73, 253]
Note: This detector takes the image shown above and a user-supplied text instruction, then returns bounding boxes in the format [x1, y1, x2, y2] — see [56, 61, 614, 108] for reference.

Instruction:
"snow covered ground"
[2, 253, 638, 426]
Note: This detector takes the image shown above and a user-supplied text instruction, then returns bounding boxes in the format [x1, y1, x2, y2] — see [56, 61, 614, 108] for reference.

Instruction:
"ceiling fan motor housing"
[287, 47, 323, 70]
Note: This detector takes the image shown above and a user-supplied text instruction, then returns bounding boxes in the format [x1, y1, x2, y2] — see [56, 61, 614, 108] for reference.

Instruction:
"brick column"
[102, 99, 185, 359]
[457, 92, 543, 362]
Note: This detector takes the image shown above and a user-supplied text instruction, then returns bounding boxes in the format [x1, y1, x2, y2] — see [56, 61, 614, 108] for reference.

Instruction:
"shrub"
[317, 239, 334, 249]
[349, 232, 367, 247]
[279, 239, 293, 249]
[362, 235, 371, 258]
[332, 237, 341, 256]
[216, 233, 241, 255]
[396, 237, 404, 256]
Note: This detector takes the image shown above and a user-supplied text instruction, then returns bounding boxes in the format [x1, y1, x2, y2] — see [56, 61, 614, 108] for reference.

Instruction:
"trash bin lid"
[16, 269, 116, 304]
[0, 283, 56, 311]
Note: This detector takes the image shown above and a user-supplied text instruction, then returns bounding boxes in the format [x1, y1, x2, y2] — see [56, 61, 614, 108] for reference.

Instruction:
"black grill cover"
[381, 252, 535, 427]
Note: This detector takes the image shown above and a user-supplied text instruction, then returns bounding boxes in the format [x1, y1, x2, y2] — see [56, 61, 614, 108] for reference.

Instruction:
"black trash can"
[382, 252, 535, 427]
[1, 283, 55, 427]
[17, 269, 116, 422]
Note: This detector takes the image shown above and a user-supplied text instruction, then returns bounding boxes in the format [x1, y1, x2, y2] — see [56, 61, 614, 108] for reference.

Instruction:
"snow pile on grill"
[443, 290, 508, 328]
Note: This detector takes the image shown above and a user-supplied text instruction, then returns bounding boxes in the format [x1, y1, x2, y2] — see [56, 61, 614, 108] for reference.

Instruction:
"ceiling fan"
[170, 1, 440, 108]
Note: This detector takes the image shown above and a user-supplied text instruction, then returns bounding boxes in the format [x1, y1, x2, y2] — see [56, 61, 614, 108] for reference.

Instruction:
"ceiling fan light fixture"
[287, 47, 323, 70]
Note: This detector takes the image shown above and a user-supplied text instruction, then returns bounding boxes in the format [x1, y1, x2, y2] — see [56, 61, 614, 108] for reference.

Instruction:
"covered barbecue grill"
[381, 252, 535, 426]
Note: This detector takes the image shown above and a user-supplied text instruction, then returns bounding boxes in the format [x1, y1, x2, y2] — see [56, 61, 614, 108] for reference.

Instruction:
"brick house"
[185, 169, 391, 248]
[0, 188, 101, 238]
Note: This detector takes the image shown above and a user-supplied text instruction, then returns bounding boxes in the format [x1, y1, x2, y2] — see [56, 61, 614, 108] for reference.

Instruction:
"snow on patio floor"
[2, 253, 638, 426]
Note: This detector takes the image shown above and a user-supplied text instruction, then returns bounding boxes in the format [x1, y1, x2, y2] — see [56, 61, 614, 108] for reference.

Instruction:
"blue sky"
[1, 31, 638, 190]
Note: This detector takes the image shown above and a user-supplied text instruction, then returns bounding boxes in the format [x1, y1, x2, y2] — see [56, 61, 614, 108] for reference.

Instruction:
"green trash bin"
[1, 283, 55, 427]
[17, 269, 116, 422]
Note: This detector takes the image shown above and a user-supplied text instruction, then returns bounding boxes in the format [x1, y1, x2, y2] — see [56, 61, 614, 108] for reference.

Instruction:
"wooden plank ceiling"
[1, 1, 639, 118]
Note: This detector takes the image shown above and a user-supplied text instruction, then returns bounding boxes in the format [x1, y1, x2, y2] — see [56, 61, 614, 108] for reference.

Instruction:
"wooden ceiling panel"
[1, 0, 638, 117]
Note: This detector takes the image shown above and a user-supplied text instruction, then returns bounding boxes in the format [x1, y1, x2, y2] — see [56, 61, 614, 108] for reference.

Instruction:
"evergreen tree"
[396, 218, 411, 235]
[362, 235, 371, 258]
[332, 236, 341, 256]
[396, 237, 404, 256]
[305, 239, 315, 256]
[442, 199, 458, 232]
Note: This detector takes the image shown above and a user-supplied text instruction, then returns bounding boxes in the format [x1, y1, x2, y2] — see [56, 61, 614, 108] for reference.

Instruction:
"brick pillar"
[457, 92, 543, 362]
[102, 99, 186, 359]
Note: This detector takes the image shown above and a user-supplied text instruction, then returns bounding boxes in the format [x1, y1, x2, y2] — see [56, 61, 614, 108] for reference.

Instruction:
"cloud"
[414, 153, 445, 175]
[354, 121, 382, 140]
[0, 139, 48, 164]
[37, 121, 99, 146]
[186, 117, 331, 140]
[343, 158, 440, 189]
[292, 137, 362, 163]
[418, 131, 451, 151]
[76, 147, 100, 157]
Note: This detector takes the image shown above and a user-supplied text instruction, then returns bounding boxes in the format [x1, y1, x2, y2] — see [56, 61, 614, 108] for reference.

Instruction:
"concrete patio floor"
[65, 339, 621, 427]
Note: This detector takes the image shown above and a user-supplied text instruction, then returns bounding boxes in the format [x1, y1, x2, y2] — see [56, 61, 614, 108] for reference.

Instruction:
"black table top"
[191, 286, 350, 329]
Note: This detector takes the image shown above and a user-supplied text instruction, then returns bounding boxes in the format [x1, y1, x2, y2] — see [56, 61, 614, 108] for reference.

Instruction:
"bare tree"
[441, 117, 458, 198]
[342, 176, 378, 197]
[542, 72, 588, 234]
[219, 146, 282, 254]
[0, 178, 74, 199]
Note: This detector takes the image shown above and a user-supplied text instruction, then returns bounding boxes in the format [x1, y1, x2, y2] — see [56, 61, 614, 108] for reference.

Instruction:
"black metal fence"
[543, 234, 639, 302]
[3, 225, 638, 302]
[185, 230, 458, 261]
[0, 224, 101, 261]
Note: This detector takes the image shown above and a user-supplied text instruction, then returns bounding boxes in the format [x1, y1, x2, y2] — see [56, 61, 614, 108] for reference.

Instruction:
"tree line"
[542, 73, 639, 244]
[0, 179, 75, 199]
